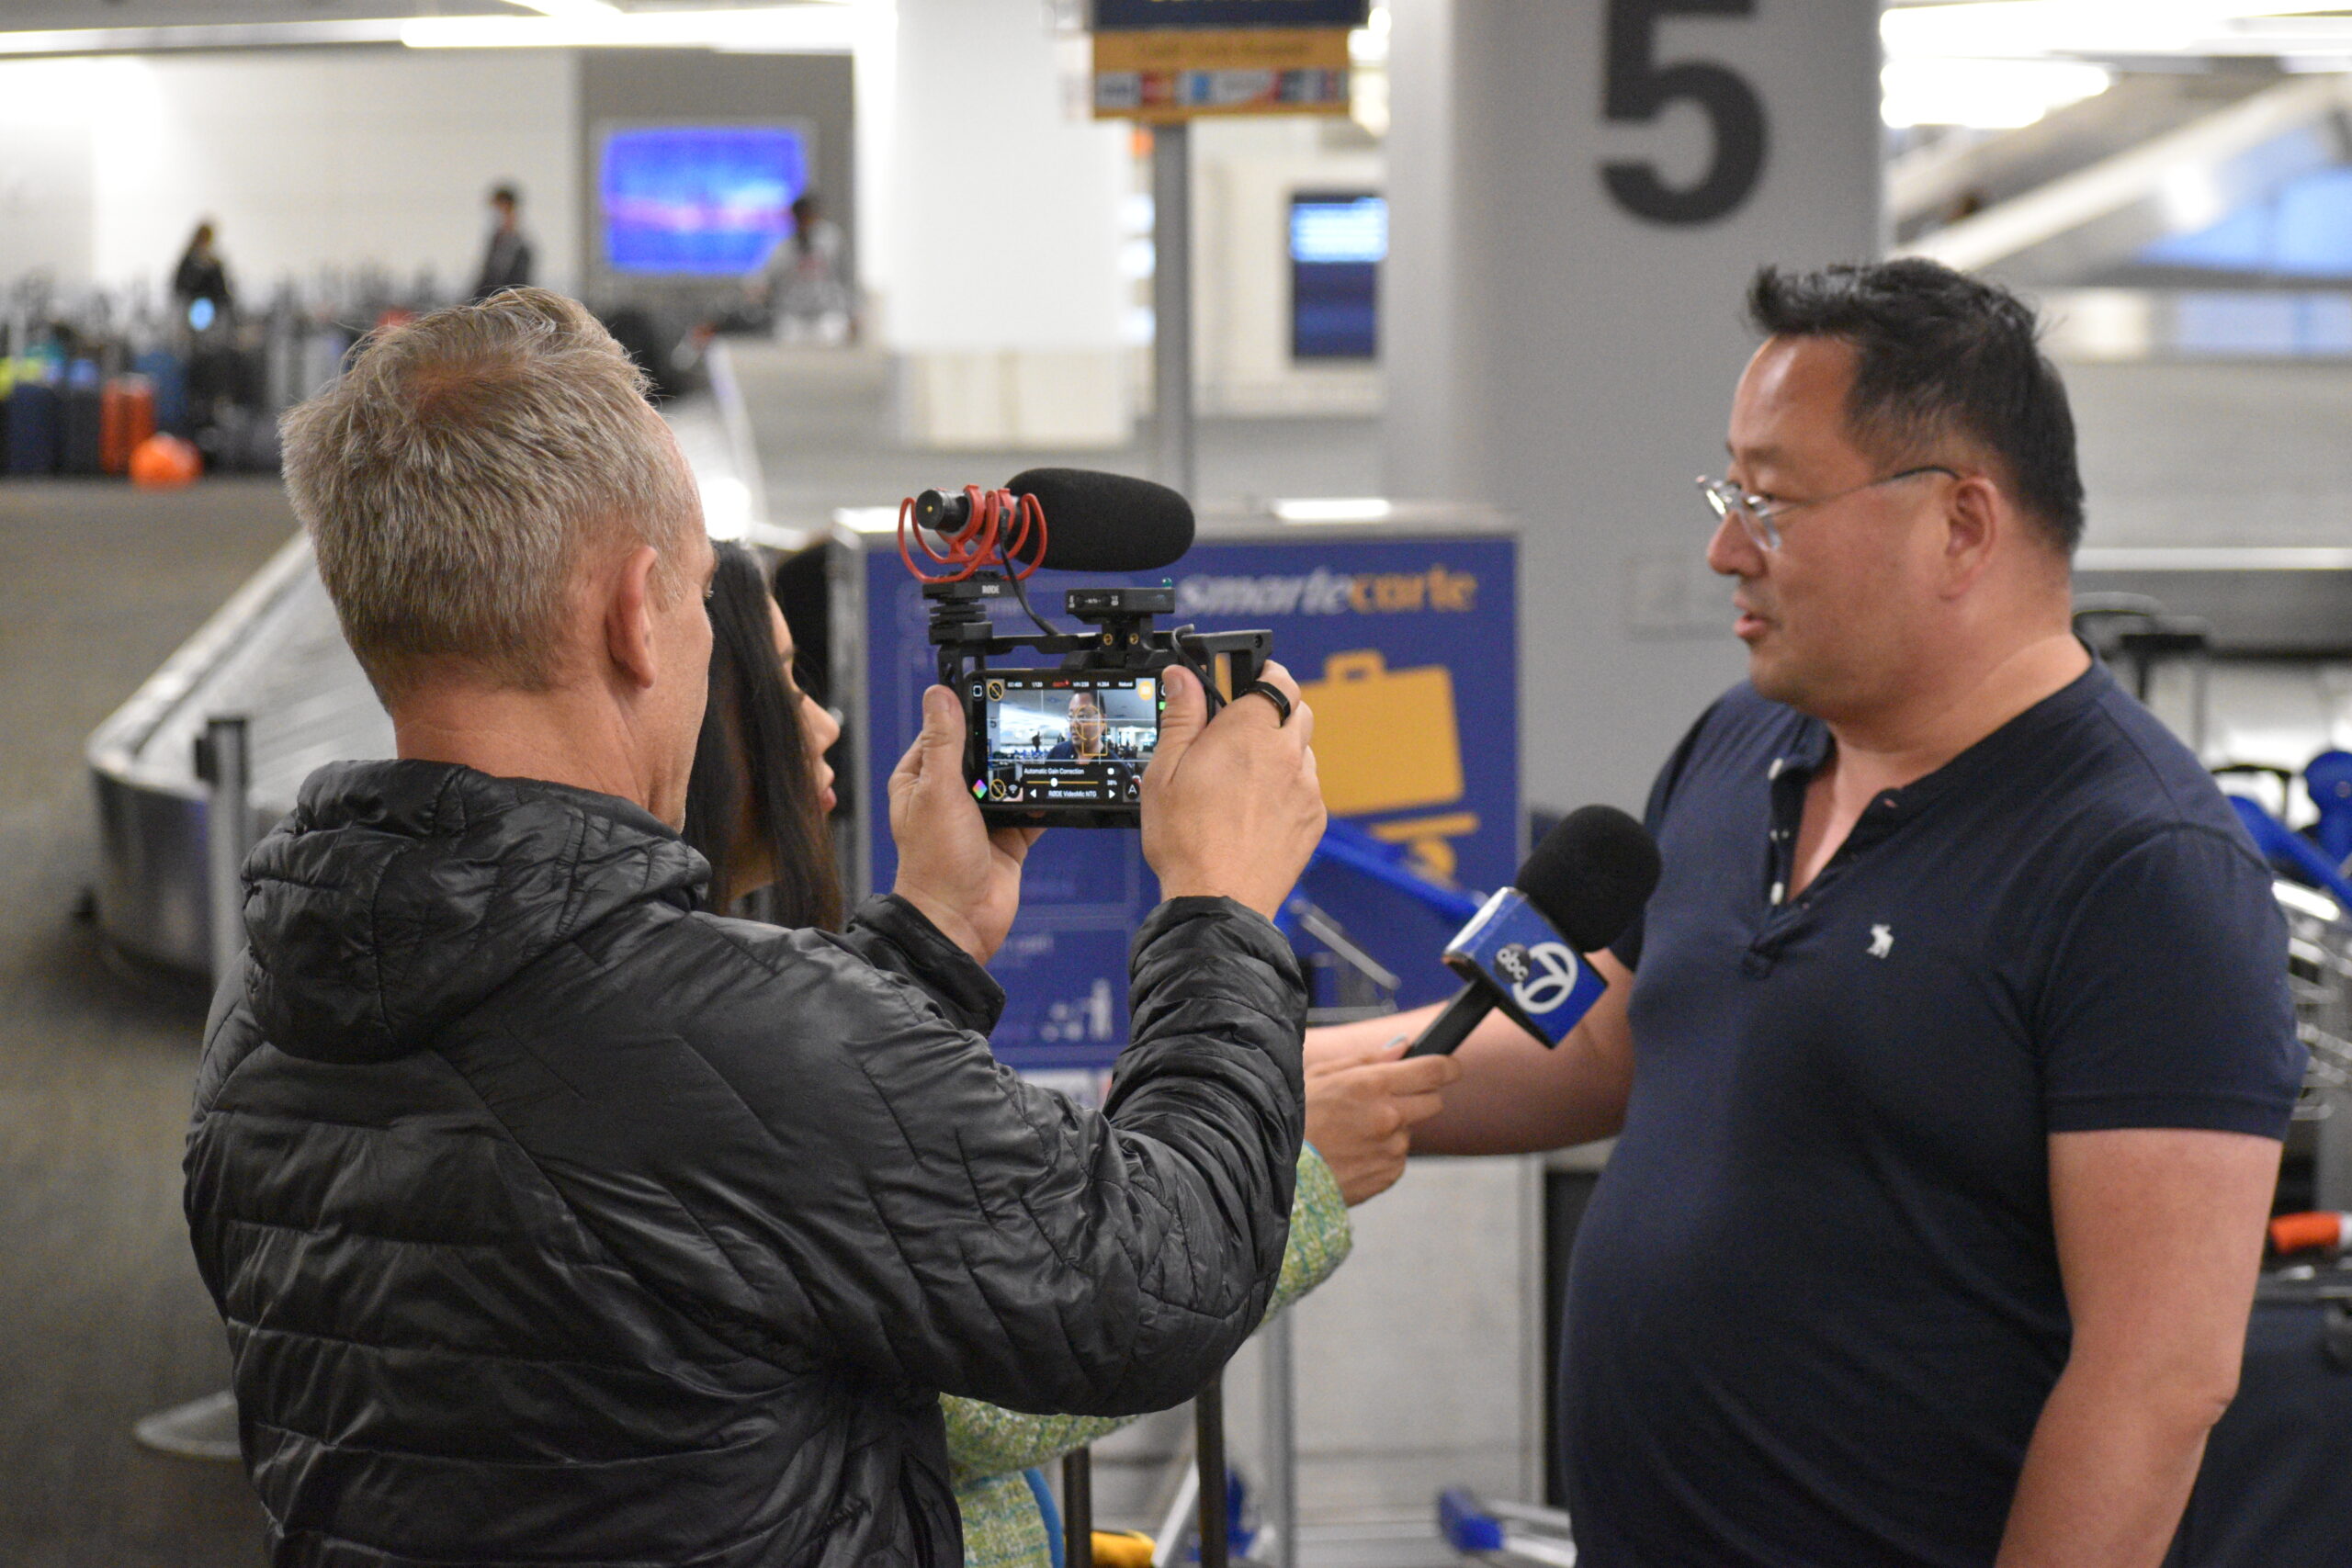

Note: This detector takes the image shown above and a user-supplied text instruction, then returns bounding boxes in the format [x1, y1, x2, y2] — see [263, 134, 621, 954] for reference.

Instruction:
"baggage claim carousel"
[85, 346, 784, 977]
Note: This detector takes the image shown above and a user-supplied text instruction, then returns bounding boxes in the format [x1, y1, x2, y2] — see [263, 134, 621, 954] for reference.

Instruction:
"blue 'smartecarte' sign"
[1092, 0, 1370, 29]
[859, 534, 1518, 1076]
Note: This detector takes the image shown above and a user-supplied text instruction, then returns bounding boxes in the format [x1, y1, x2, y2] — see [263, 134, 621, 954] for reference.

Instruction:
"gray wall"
[0, 50, 578, 298]
[576, 50, 855, 301]
[1385, 0, 1884, 813]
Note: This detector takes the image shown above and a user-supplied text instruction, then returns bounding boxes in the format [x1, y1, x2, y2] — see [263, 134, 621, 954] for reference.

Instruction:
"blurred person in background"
[684, 539, 1458, 1568]
[469, 183, 535, 302]
[172, 220, 242, 457]
[171, 220, 233, 331]
[187, 287, 1331, 1567]
[752, 191, 853, 344]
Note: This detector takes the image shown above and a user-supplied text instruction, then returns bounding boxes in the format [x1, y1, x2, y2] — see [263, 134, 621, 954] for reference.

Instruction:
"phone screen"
[970, 672, 1161, 807]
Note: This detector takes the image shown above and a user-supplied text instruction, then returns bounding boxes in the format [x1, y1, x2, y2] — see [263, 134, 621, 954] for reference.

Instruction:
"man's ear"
[604, 545, 662, 691]
[1940, 474, 2001, 598]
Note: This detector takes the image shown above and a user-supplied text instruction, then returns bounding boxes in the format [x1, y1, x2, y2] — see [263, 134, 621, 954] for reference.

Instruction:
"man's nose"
[1706, 510, 1760, 578]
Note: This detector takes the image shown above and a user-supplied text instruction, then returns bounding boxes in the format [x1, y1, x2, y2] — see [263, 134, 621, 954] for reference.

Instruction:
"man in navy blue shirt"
[1317, 260, 2303, 1566]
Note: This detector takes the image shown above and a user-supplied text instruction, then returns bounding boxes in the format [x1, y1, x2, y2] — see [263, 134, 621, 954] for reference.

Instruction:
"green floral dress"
[945, 1148, 1352, 1568]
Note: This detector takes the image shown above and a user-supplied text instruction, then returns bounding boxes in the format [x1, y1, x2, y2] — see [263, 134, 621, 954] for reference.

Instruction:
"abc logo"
[1503, 942, 1583, 1016]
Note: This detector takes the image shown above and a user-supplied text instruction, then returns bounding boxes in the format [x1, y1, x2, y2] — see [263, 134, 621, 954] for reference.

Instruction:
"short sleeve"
[1611, 697, 1722, 974]
[2039, 826, 2304, 1138]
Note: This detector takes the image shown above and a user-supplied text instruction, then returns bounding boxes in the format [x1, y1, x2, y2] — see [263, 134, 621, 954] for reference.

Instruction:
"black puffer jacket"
[184, 761, 1305, 1567]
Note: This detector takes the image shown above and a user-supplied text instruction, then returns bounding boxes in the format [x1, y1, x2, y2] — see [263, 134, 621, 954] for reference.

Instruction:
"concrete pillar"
[1386, 0, 1883, 811]
[859, 0, 1133, 448]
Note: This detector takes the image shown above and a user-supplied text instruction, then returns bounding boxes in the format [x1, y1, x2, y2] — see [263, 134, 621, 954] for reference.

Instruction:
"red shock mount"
[897, 485, 1049, 584]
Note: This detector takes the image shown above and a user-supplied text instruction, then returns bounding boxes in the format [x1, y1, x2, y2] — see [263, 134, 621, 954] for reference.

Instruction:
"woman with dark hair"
[684, 542, 1455, 1568]
[685, 541, 843, 924]
[172, 220, 234, 324]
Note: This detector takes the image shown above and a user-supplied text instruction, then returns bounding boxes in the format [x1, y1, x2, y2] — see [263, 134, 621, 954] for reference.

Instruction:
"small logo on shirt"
[1868, 924, 1894, 960]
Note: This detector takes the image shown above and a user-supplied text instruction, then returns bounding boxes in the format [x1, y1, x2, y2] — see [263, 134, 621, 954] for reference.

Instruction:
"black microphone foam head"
[1517, 805, 1662, 954]
[1006, 468, 1194, 572]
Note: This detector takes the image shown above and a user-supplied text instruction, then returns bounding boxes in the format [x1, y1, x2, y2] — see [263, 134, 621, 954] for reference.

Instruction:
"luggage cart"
[1436, 1489, 1577, 1567]
[2276, 878, 2352, 1212]
[2175, 877, 2352, 1565]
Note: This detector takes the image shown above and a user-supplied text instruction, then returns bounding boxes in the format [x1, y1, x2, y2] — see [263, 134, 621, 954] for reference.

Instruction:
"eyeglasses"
[1696, 466, 1959, 552]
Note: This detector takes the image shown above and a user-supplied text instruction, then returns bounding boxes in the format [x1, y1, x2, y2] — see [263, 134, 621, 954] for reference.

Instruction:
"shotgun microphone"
[1404, 806, 1661, 1058]
[909, 468, 1195, 573]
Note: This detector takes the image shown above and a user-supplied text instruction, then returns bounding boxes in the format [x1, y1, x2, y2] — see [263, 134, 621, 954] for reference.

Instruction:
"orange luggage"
[101, 375, 157, 475]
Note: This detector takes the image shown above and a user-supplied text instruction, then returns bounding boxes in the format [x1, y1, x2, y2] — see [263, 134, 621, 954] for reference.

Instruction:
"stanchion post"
[196, 715, 254, 986]
[1063, 1447, 1094, 1568]
[133, 713, 255, 1461]
[1263, 1312, 1296, 1568]
[1151, 122, 1194, 500]
[1195, 1372, 1228, 1568]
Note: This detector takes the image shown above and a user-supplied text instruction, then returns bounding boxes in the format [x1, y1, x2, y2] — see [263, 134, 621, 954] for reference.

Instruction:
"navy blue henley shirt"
[1563, 659, 2305, 1568]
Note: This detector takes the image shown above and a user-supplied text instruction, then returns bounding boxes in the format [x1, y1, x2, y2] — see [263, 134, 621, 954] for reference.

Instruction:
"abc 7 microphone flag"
[1446, 889, 1610, 1045]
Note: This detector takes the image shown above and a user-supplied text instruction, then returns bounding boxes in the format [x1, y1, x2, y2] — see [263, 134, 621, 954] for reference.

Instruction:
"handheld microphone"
[911, 469, 1195, 574]
[1403, 806, 1661, 1058]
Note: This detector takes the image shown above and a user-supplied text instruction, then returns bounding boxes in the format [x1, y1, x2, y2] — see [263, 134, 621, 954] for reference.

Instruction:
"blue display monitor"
[601, 124, 809, 276]
[1291, 191, 1384, 360]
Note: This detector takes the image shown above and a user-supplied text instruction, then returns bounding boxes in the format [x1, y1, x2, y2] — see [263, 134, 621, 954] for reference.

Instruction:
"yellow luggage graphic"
[1301, 649, 1464, 818]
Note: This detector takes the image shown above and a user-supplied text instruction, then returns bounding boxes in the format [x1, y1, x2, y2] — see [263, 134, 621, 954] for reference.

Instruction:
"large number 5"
[1601, 0, 1769, 226]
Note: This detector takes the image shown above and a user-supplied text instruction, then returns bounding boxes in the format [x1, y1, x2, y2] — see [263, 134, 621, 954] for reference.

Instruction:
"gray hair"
[281, 288, 701, 701]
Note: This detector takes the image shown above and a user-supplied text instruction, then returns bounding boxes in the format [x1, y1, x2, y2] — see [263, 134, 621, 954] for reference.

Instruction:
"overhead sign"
[1092, 27, 1351, 120]
[1093, 0, 1368, 28]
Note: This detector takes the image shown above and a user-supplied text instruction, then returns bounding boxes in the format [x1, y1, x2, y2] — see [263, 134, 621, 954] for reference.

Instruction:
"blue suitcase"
[6, 380, 59, 476]
[61, 362, 103, 476]
[133, 347, 189, 436]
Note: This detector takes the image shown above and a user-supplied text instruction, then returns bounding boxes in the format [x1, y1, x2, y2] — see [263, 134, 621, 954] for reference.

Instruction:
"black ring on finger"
[1238, 680, 1293, 727]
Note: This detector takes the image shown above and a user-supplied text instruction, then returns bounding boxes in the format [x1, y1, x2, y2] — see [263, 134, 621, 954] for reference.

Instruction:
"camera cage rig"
[899, 483, 1272, 826]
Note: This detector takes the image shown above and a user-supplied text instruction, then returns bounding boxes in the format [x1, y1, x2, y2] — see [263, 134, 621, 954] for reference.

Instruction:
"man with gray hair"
[184, 288, 1329, 1566]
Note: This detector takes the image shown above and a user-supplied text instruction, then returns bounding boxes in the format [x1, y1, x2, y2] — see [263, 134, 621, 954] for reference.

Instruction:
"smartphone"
[964, 670, 1164, 823]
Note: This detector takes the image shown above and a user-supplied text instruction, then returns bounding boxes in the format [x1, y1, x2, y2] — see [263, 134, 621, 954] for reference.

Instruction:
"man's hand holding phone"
[1140, 661, 1324, 922]
[890, 683, 1043, 963]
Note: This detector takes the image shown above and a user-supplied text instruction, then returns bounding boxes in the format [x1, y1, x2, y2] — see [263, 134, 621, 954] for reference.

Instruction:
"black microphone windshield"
[1516, 805, 1662, 954]
[1006, 468, 1194, 572]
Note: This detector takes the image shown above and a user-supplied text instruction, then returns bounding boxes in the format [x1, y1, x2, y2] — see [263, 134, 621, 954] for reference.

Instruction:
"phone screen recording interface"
[972, 673, 1161, 807]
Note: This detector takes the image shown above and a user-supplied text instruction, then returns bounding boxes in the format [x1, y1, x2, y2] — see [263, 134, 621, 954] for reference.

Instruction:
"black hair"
[491, 185, 519, 208]
[1746, 259, 2086, 554]
[770, 542, 831, 703]
[684, 542, 843, 928]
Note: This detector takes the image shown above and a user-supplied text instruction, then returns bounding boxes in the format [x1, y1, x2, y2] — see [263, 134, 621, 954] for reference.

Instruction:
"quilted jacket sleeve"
[487, 892, 1307, 1419]
[830, 894, 1007, 1036]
